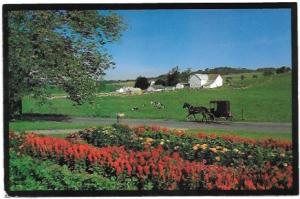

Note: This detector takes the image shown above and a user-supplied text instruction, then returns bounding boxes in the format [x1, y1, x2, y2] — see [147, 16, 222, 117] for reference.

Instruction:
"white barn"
[189, 74, 223, 89]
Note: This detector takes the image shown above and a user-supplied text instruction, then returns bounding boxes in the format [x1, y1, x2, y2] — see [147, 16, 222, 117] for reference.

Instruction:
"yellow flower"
[193, 145, 199, 151]
[280, 153, 285, 157]
[215, 156, 221, 161]
[200, 144, 208, 150]
[209, 148, 217, 153]
[160, 141, 164, 145]
[222, 148, 229, 153]
[145, 137, 154, 142]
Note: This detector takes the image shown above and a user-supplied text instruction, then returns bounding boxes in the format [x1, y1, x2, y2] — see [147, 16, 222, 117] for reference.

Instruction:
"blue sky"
[103, 9, 291, 80]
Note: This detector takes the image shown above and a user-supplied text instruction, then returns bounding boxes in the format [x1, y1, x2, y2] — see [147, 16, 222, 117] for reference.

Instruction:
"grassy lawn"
[46, 81, 135, 95]
[23, 73, 292, 122]
[9, 120, 292, 141]
[9, 121, 101, 132]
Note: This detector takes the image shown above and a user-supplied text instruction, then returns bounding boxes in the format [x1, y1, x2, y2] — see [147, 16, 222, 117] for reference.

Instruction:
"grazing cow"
[151, 101, 165, 109]
[131, 107, 139, 111]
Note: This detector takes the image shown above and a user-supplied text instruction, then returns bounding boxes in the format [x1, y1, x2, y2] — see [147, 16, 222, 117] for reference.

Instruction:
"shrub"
[9, 150, 138, 191]
[276, 66, 291, 74]
[76, 125, 292, 168]
[263, 70, 274, 76]
[134, 76, 150, 90]
[154, 79, 166, 86]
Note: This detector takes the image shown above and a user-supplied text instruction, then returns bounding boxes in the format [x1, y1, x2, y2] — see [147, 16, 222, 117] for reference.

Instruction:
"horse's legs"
[202, 112, 207, 123]
[186, 113, 191, 120]
[193, 114, 197, 121]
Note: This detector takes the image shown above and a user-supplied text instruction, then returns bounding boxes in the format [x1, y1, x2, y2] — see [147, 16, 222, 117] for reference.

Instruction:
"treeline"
[107, 66, 291, 83]
[193, 67, 254, 75]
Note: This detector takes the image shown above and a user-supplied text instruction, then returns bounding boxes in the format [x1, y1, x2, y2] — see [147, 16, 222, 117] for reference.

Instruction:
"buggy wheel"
[207, 113, 215, 123]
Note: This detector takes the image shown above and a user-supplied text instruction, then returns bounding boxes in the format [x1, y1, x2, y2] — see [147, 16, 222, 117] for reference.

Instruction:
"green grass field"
[46, 81, 135, 95]
[22, 73, 292, 122]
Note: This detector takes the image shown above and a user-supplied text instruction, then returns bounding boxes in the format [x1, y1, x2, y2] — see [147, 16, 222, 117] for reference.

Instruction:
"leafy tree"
[276, 66, 291, 74]
[263, 70, 274, 76]
[134, 76, 150, 90]
[166, 66, 180, 86]
[225, 77, 232, 85]
[7, 10, 126, 118]
[154, 79, 166, 86]
[180, 68, 192, 82]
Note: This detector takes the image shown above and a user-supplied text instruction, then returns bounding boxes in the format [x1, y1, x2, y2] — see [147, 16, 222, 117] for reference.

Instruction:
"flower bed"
[10, 126, 293, 191]
[75, 125, 292, 168]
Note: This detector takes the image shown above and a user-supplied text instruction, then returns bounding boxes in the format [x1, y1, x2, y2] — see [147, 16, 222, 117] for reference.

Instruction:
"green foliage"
[78, 124, 143, 150]
[9, 150, 138, 191]
[179, 68, 192, 82]
[262, 69, 275, 76]
[166, 66, 180, 86]
[276, 66, 291, 74]
[8, 10, 126, 117]
[134, 76, 150, 90]
[76, 125, 292, 168]
[154, 79, 166, 86]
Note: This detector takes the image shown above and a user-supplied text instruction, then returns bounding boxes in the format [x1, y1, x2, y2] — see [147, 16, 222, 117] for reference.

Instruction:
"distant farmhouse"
[189, 74, 223, 89]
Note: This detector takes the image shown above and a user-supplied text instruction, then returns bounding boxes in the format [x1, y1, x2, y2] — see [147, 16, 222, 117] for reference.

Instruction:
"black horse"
[183, 102, 214, 122]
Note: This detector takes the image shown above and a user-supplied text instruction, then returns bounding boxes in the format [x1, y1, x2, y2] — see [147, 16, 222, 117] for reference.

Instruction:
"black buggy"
[209, 100, 233, 121]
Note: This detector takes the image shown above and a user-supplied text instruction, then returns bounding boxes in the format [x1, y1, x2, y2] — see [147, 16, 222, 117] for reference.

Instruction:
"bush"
[263, 70, 274, 76]
[71, 125, 292, 168]
[134, 76, 150, 90]
[9, 150, 138, 191]
[276, 66, 291, 74]
[154, 79, 166, 86]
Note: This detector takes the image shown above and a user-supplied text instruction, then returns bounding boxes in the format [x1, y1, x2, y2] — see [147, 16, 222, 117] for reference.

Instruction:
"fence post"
[241, 109, 244, 120]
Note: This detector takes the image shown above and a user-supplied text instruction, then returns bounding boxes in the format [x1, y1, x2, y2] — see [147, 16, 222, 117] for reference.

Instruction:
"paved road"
[71, 117, 291, 133]
[27, 116, 292, 135]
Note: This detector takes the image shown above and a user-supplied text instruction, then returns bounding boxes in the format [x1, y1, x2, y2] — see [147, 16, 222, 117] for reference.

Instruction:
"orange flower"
[209, 147, 217, 153]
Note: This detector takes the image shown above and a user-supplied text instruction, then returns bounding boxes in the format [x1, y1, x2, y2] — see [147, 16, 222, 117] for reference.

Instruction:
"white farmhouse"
[189, 74, 223, 89]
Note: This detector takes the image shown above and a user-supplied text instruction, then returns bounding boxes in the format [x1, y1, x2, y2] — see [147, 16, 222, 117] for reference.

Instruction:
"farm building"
[116, 87, 142, 94]
[189, 74, 223, 88]
[175, 83, 184, 89]
[146, 85, 164, 92]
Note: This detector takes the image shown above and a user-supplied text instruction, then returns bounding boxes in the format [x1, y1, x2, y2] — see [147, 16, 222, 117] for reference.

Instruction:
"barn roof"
[208, 74, 220, 80]
[192, 74, 221, 81]
[193, 74, 208, 80]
